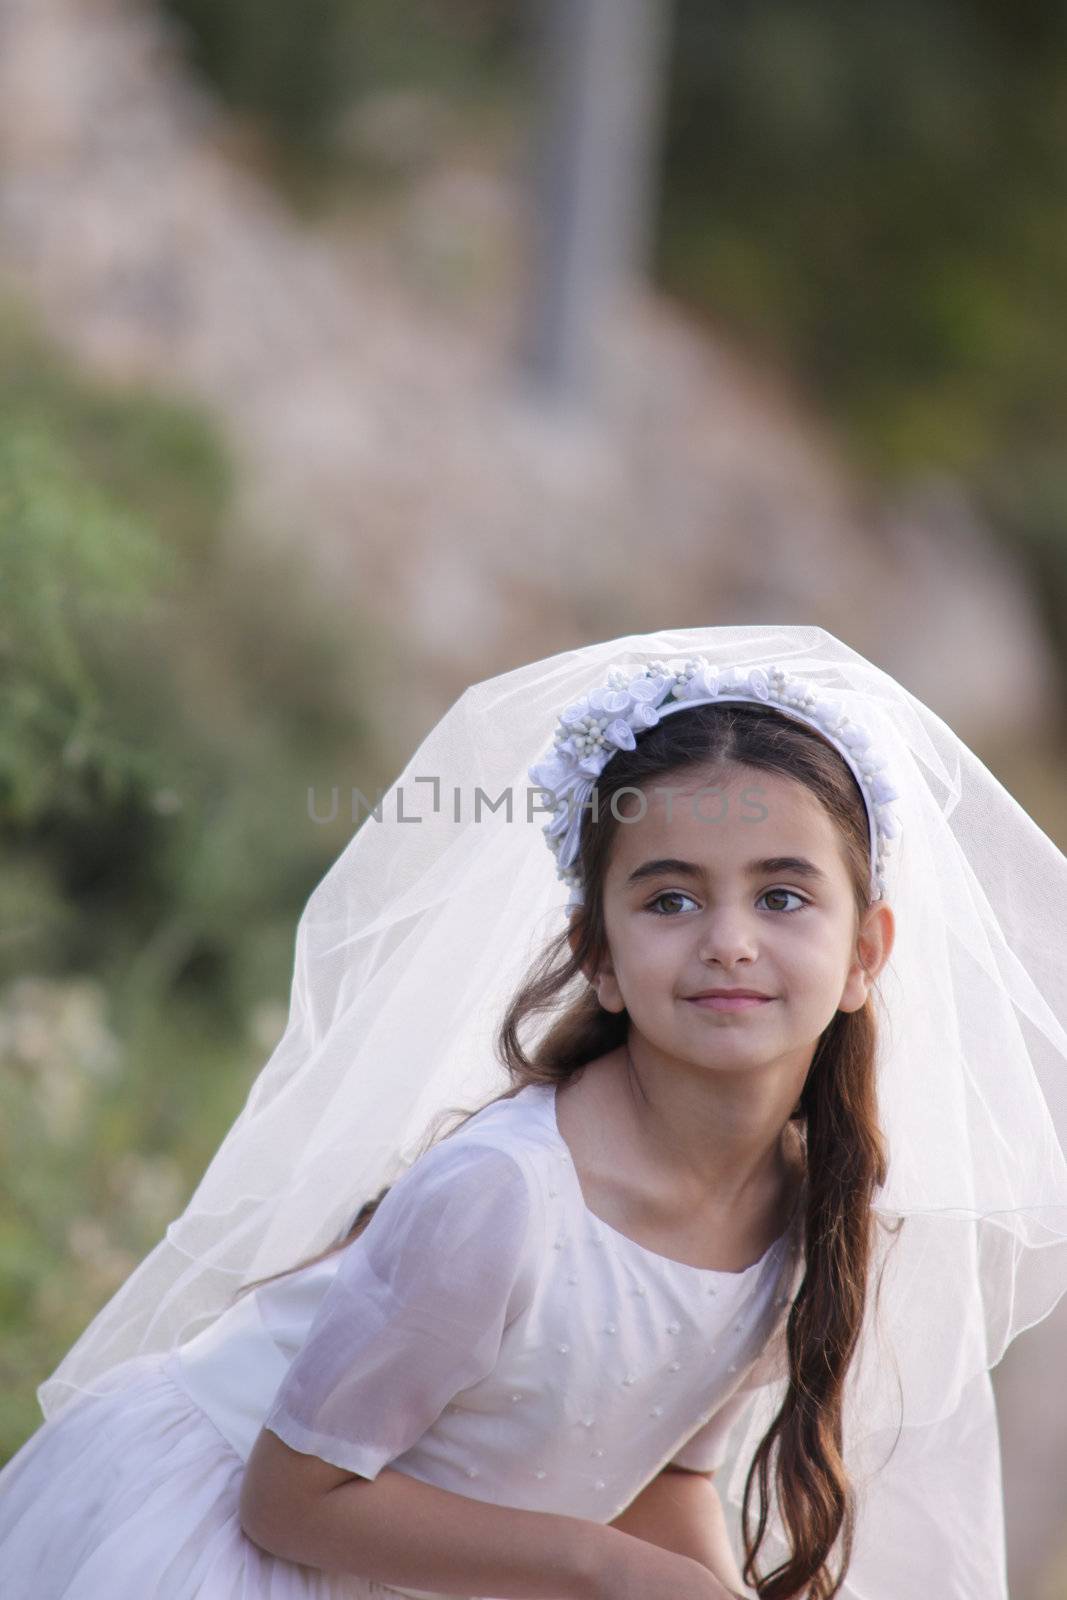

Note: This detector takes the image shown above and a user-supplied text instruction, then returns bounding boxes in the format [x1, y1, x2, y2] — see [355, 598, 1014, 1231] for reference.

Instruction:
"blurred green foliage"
[0, 302, 385, 1457]
[161, 0, 519, 170]
[0, 304, 376, 1012]
[658, 1, 1067, 676]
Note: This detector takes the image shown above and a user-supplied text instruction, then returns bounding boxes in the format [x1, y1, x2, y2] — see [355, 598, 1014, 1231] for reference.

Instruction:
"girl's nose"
[696, 909, 759, 966]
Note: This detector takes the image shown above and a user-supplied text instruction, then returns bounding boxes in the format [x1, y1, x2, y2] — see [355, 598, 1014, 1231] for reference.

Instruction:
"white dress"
[0, 1081, 805, 1600]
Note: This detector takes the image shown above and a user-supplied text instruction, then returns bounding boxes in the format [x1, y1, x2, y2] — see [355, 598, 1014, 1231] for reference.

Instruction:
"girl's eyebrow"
[624, 855, 830, 888]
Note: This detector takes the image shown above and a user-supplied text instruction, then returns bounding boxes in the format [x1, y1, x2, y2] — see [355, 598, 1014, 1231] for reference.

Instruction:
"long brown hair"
[237, 701, 900, 1599]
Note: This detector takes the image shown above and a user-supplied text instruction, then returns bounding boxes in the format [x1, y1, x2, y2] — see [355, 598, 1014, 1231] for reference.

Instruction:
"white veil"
[38, 624, 1067, 1600]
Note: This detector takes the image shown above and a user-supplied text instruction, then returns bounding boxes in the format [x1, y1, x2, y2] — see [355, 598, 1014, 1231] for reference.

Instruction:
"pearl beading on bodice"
[529, 1142, 798, 1510]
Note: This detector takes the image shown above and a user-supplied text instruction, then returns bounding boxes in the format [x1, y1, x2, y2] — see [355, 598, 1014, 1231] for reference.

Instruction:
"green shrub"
[0, 302, 386, 1459]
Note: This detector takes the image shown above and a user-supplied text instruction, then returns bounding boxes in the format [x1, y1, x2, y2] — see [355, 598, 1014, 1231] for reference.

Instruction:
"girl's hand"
[589, 1536, 747, 1600]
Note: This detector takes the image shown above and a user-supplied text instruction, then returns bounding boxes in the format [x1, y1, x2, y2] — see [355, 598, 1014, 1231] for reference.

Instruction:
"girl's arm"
[608, 1466, 750, 1597]
[240, 1426, 607, 1598]
[240, 1427, 746, 1599]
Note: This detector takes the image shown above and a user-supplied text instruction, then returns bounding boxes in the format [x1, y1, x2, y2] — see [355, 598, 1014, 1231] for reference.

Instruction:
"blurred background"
[0, 0, 1064, 1591]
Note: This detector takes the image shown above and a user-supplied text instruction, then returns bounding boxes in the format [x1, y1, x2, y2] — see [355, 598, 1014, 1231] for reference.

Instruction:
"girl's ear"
[839, 901, 895, 1013]
[567, 918, 626, 1013]
[592, 963, 626, 1014]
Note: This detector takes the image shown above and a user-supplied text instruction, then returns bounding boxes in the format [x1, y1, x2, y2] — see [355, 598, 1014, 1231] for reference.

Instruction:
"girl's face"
[591, 762, 884, 1082]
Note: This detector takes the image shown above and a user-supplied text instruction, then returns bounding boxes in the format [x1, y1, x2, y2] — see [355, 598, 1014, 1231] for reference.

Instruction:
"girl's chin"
[640, 1036, 781, 1067]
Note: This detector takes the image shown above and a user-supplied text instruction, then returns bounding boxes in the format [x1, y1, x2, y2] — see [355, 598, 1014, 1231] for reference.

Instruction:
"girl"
[1, 624, 1065, 1600]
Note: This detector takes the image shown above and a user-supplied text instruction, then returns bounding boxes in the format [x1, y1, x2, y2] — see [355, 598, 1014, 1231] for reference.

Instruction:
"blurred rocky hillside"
[0, 0, 1058, 767]
[1, 6, 1065, 1585]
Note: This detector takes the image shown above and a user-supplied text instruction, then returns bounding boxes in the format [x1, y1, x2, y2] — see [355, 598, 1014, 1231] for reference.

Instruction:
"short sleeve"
[262, 1137, 537, 1480]
[668, 1385, 757, 1474]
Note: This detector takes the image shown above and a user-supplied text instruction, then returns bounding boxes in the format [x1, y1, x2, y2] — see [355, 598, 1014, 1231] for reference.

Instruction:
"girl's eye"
[646, 888, 809, 916]
[647, 890, 699, 916]
[758, 888, 808, 914]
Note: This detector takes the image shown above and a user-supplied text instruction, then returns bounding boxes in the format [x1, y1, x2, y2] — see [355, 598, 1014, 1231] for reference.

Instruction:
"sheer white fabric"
[668, 1385, 760, 1473]
[263, 1138, 538, 1480]
[164, 1082, 802, 1542]
[257, 1085, 801, 1511]
[3, 1079, 792, 1600]
[0, 1350, 415, 1600]
[32, 625, 1067, 1600]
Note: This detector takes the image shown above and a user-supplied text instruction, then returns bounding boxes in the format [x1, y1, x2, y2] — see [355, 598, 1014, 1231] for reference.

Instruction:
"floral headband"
[528, 657, 900, 911]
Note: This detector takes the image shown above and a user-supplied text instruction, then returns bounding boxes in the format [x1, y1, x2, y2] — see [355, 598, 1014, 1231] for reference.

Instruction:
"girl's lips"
[686, 995, 772, 1012]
